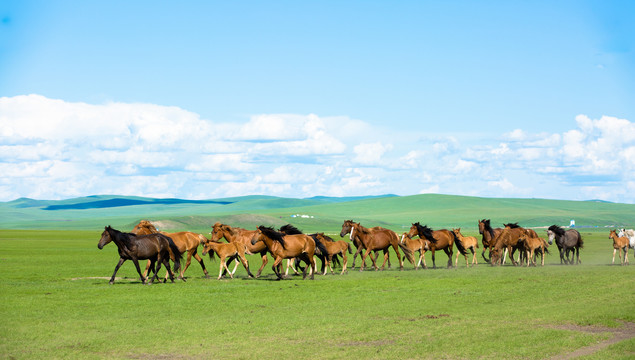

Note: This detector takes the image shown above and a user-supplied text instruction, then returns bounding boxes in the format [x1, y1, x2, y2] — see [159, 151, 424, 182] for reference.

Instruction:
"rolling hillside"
[1, 194, 633, 233]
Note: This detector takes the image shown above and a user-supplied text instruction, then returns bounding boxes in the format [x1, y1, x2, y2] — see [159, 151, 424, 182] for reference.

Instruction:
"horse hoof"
[109, 281, 114, 285]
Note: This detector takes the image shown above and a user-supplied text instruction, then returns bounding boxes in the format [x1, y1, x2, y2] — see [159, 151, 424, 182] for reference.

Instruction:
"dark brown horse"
[132, 220, 208, 279]
[97, 226, 182, 284]
[478, 219, 503, 263]
[210, 222, 269, 277]
[547, 225, 583, 265]
[407, 223, 455, 268]
[340, 220, 407, 271]
[250, 226, 323, 280]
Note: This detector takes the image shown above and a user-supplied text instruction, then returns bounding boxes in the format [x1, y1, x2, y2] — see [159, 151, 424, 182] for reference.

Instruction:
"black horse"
[97, 226, 182, 284]
[547, 225, 583, 265]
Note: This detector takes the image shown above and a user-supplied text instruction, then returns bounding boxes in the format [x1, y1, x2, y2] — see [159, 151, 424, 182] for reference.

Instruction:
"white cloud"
[353, 142, 392, 165]
[1, 95, 635, 203]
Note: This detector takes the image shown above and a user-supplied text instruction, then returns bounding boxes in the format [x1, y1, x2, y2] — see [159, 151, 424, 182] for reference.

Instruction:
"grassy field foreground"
[1, 229, 634, 359]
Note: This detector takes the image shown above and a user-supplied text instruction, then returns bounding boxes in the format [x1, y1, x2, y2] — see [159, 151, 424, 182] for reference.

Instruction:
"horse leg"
[108, 258, 127, 285]
[472, 249, 477, 266]
[142, 259, 152, 281]
[613, 248, 617, 264]
[341, 253, 348, 275]
[272, 257, 284, 280]
[193, 252, 210, 278]
[148, 257, 160, 284]
[431, 249, 437, 269]
[256, 252, 268, 278]
[502, 248, 508, 266]
[308, 254, 316, 280]
[359, 248, 371, 272]
[444, 248, 453, 269]
[379, 250, 389, 271]
[162, 256, 176, 283]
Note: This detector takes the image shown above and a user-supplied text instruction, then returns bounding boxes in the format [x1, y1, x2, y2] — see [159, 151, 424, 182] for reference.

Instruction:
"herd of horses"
[96, 219, 634, 284]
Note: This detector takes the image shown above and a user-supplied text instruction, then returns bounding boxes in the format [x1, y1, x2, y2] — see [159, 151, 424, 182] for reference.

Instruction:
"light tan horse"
[132, 220, 207, 280]
[250, 226, 321, 280]
[451, 228, 479, 267]
[199, 238, 255, 279]
[609, 230, 630, 265]
[517, 236, 547, 266]
[399, 233, 431, 269]
[313, 233, 351, 275]
[340, 220, 407, 271]
[407, 223, 455, 268]
[210, 222, 270, 277]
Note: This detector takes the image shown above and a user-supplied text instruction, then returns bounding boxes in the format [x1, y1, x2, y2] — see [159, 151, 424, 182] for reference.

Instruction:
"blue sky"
[1, 1, 634, 202]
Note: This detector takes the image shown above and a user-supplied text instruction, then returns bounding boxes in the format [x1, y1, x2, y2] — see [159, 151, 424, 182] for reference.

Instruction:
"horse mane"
[258, 225, 286, 248]
[320, 233, 334, 242]
[482, 219, 495, 238]
[548, 225, 565, 236]
[414, 223, 436, 243]
[279, 224, 303, 235]
[452, 230, 467, 255]
[504, 222, 520, 228]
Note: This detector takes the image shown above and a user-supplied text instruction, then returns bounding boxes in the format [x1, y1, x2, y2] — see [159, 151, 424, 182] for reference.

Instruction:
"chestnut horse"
[609, 230, 630, 266]
[132, 220, 208, 280]
[97, 226, 181, 284]
[210, 222, 270, 277]
[250, 226, 323, 280]
[451, 228, 479, 267]
[478, 219, 503, 263]
[200, 238, 255, 279]
[345, 224, 388, 269]
[407, 223, 455, 269]
[313, 233, 352, 275]
[399, 233, 430, 270]
[489, 227, 526, 266]
[340, 220, 407, 271]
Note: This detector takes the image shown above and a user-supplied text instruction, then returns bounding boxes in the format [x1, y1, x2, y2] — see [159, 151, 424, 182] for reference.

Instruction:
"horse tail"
[399, 242, 415, 264]
[452, 231, 467, 255]
[163, 235, 183, 273]
[578, 235, 584, 249]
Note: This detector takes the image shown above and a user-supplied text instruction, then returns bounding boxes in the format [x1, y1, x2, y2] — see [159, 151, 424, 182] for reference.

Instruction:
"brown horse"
[250, 226, 322, 280]
[407, 223, 455, 269]
[340, 220, 407, 271]
[97, 226, 181, 284]
[132, 220, 208, 280]
[489, 227, 526, 266]
[313, 233, 351, 275]
[343, 223, 388, 269]
[609, 230, 630, 265]
[503, 223, 538, 264]
[478, 219, 503, 263]
[210, 222, 270, 277]
[517, 236, 548, 266]
[399, 233, 431, 269]
[200, 238, 255, 279]
[451, 228, 479, 267]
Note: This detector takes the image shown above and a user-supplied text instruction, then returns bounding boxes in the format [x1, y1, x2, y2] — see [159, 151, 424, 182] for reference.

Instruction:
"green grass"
[1, 228, 634, 359]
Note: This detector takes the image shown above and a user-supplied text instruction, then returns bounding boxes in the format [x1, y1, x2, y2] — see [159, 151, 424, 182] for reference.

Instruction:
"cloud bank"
[1, 95, 634, 203]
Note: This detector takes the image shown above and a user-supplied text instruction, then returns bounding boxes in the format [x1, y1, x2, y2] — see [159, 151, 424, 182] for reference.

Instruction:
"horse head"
[98, 226, 114, 249]
[210, 223, 226, 242]
[131, 220, 158, 235]
[340, 220, 355, 238]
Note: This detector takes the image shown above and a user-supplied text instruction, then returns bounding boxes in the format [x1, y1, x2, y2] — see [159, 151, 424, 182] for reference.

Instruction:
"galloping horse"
[340, 220, 407, 271]
[132, 220, 208, 280]
[97, 226, 182, 284]
[547, 225, 583, 265]
[609, 230, 630, 266]
[250, 226, 324, 280]
[210, 222, 269, 277]
[407, 223, 455, 268]
[478, 219, 503, 263]
[342, 223, 389, 269]
[313, 233, 351, 275]
[200, 238, 255, 279]
[451, 228, 479, 267]
[399, 233, 430, 270]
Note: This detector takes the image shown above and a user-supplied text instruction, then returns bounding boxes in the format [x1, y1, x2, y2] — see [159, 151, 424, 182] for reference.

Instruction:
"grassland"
[1, 194, 634, 359]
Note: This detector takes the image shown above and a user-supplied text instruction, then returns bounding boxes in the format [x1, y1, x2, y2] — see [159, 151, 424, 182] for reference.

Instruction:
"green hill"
[1, 193, 634, 233]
